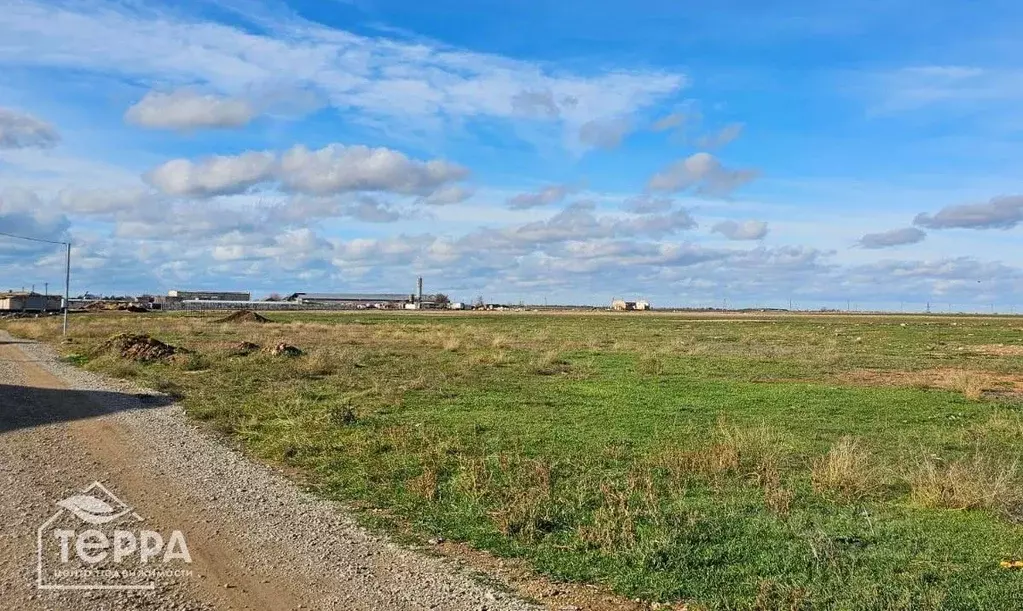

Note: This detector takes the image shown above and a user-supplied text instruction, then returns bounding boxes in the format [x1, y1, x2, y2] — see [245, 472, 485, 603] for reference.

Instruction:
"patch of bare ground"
[838, 368, 1023, 400]
[970, 344, 1023, 357]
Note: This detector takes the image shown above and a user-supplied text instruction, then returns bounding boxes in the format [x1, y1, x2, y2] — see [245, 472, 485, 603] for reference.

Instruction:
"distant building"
[167, 290, 251, 302]
[611, 299, 651, 311]
[285, 293, 412, 308]
[0, 291, 63, 312]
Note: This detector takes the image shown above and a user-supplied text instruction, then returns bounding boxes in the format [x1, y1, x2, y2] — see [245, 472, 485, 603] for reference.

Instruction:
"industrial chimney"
[417, 276, 423, 308]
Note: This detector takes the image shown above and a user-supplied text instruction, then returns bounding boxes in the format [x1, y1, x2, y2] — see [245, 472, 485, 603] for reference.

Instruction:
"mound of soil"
[97, 333, 181, 362]
[215, 310, 271, 324]
[262, 343, 302, 357]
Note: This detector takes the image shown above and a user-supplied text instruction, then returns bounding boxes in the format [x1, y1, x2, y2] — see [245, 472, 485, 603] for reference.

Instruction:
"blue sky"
[0, 0, 1021, 310]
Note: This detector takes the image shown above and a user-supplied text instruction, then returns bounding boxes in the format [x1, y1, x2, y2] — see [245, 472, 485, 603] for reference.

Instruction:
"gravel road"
[0, 332, 538, 611]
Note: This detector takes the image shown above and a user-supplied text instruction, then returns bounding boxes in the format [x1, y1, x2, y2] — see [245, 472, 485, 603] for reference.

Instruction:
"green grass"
[6, 311, 1023, 609]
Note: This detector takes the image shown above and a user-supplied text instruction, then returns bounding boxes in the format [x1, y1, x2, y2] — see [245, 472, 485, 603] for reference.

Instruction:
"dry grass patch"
[839, 368, 1023, 401]
[491, 459, 555, 542]
[652, 422, 785, 488]
[530, 350, 571, 375]
[907, 451, 1021, 512]
[811, 436, 878, 500]
[970, 344, 1023, 357]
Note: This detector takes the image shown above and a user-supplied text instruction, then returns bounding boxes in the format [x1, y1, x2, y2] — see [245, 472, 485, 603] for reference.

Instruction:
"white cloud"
[142, 144, 467, 199]
[144, 152, 276, 197]
[868, 66, 1023, 114]
[647, 152, 758, 197]
[278, 145, 468, 196]
[0, 107, 59, 149]
[578, 117, 631, 150]
[506, 184, 573, 210]
[622, 195, 674, 214]
[857, 227, 926, 248]
[712, 219, 768, 240]
[0, 1, 685, 147]
[418, 185, 474, 206]
[697, 123, 744, 149]
[125, 89, 256, 130]
[914, 196, 1023, 230]
[651, 112, 687, 132]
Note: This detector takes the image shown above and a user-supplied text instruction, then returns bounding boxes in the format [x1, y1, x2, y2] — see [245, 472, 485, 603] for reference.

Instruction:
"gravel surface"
[0, 332, 538, 611]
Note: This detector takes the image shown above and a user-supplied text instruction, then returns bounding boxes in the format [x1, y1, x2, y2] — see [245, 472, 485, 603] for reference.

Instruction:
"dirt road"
[0, 333, 536, 611]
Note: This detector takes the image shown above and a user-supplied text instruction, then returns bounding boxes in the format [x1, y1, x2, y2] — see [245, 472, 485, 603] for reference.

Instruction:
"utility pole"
[63, 242, 71, 335]
[0, 231, 71, 335]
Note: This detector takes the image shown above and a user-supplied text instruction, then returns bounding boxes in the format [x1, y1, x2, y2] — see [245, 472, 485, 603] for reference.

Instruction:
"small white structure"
[611, 298, 651, 311]
[449, 302, 465, 310]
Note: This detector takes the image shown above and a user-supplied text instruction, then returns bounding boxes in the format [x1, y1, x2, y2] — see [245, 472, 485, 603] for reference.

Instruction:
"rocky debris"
[215, 310, 271, 324]
[263, 343, 302, 357]
[97, 333, 182, 362]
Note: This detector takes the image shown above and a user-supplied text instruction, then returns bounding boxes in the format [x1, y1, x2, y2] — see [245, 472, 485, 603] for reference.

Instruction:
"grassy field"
[6, 311, 1023, 609]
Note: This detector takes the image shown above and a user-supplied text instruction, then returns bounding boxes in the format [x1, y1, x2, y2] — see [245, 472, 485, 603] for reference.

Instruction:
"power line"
[0, 230, 69, 246]
[0, 230, 72, 335]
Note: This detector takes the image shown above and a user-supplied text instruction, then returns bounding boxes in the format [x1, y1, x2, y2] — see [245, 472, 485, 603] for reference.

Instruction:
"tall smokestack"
[417, 277, 423, 308]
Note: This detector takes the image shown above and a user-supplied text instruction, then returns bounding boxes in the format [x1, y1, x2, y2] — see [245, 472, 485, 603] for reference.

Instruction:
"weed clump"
[811, 436, 877, 500]
[908, 452, 1021, 512]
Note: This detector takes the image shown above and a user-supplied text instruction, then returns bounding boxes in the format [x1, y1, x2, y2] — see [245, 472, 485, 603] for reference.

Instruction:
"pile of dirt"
[97, 333, 182, 362]
[262, 343, 302, 357]
[215, 310, 271, 324]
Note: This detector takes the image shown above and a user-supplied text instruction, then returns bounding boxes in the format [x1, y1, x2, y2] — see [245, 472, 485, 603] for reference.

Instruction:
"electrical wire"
[0, 230, 69, 246]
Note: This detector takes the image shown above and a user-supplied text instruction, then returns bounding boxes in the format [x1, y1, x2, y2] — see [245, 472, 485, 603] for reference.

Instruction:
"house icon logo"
[37, 481, 192, 591]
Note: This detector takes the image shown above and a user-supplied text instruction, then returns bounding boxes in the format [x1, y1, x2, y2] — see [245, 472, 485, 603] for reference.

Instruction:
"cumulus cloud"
[647, 152, 758, 197]
[144, 152, 276, 197]
[578, 117, 631, 150]
[913, 196, 1023, 230]
[697, 123, 744, 149]
[858, 227, 926, 248]
[142, 145, 468, 199]
[278, 145, 468, 196]
[712, 219, 768, 240]
[0, 107, 59, 149]
[341, 198, 402, 223]
[622, 195, 674, 214]
[125, 89, 256, 130]
[506, 184, 573, 210]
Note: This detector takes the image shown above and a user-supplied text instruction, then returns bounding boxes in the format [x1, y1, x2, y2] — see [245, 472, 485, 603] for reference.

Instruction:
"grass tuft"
[908, 451, 1021, 512]
[811, 436, 877, 500]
